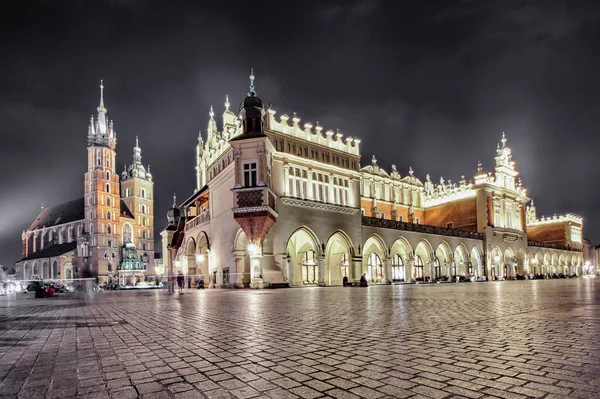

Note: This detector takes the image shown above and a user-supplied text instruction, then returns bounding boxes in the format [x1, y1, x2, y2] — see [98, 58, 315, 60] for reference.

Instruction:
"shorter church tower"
[121, 137, 155, 277]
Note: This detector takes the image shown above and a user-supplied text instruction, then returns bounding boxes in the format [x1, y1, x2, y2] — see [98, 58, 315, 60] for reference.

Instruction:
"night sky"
[2, 0, 600, 268]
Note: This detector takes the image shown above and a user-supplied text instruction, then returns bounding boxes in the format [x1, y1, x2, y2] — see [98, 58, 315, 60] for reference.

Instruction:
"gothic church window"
[141, 189, 146, 199]
[107, 211, 111, 221]
[106, 183, 110, 193]
[107, 225, 112, 234]
[122, 223, 132, 244]
[106, 171, 110, 181]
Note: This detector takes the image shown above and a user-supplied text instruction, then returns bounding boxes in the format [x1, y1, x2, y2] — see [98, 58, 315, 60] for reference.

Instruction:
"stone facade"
[163, 73, 585, 288]
[15, 82, 155, 285]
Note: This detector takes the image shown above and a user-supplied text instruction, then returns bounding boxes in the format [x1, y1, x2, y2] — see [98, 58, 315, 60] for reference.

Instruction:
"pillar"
[307, 168, 313, 200]
[384, 256, 392, 284]
[352, 256, 363, 282]
[404, 259, 415, 283]
[317, 256, 326, 286]
[285, 255, 292, 284]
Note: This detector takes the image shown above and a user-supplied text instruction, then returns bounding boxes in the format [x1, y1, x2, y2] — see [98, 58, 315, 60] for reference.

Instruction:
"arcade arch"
[324, 230, 353, 285]
[286, 227, 320, 286]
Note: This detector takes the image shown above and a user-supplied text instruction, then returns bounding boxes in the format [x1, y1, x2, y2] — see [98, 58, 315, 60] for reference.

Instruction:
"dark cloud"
[1, 0, 599, 267]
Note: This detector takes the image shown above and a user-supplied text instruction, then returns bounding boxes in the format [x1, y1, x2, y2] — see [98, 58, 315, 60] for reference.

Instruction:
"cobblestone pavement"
[1, 279, 599, 399]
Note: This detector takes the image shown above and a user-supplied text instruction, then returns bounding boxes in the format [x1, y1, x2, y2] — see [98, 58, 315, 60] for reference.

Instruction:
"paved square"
[1, 279, 599, 399]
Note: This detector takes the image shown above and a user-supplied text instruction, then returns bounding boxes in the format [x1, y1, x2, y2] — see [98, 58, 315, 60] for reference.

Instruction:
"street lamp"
[196, 254, 205, 263]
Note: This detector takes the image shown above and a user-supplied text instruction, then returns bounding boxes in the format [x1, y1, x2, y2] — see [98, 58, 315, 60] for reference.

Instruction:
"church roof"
[28, 198, 84, 231]
[120, 200, 135, 219]
[26, 197, 135, 232]
[17, 241, 78, 262]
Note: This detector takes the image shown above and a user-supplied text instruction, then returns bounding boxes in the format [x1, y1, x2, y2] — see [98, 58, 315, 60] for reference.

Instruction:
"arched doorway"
[362, 234, 387, 283]
[286, 227, 320, 286]
[391, 237, 411, 282]
[490, 247, 502, 280]
[233, 229, 251, 288]
[454, 244, 468, 279]
[324, 231, 353, 285]
[470, 247, 482, 278]
[435, 242, 452, 280]
[414, 240, 432, 282]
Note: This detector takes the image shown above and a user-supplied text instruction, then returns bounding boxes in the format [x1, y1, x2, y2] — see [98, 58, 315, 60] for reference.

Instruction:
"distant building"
[15, 82, 156, 285]
[162, 71, 585, 288]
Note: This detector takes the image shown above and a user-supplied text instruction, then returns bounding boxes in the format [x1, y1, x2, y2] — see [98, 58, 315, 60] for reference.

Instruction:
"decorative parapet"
[267, 108, 360, 156]
[527, 240, 582, 252]
[527, 213, 583, 227]
[185, 210, 210, 231]
[362, 216, 484, 240]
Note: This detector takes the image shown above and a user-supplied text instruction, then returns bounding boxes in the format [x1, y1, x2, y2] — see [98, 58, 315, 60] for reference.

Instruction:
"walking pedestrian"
[177, 271, 184, 294]
[187, 275, 191, 289]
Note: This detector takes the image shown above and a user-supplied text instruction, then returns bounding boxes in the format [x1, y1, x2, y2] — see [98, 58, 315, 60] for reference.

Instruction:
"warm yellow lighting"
[248, 243, 257, 256]
[196, 254, 205, 262]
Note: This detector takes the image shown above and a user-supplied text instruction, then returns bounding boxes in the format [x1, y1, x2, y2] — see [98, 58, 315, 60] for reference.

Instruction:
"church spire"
[133, 136, 142, 164]
[248, 68, 256, 97]
[98, 80, 106, 113]
[172, 193, 177, 208]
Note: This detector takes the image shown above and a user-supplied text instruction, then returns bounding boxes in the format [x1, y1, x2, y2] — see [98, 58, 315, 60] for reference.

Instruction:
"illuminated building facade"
[164, 72, 585, 288]
[15, 83, 155, 285]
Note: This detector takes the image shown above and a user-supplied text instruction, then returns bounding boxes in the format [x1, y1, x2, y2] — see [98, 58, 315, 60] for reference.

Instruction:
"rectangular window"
[243, 162, 257, 187]
[447, 222, 454, 229]
[397, 215, 403, 222]
[415, 218, 420, 224]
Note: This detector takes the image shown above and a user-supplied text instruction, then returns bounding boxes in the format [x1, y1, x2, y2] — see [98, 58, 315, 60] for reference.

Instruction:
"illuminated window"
[367, 253, 383, 282]
[243, 162, 257, 187]
[340, 253, 349, 279]
[392, 254, 404, 281]
[414, 255, 424, 280]
[301, 250, 318, 285]
[125, 188, 130, 197]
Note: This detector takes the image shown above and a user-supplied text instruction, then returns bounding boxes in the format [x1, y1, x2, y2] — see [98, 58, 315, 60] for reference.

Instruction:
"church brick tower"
[84, 81, 121, 281]
[121, 137, 155, 276]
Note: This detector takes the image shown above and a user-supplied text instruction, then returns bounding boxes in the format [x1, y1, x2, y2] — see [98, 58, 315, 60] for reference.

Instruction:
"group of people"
[166, 272, 205, 293]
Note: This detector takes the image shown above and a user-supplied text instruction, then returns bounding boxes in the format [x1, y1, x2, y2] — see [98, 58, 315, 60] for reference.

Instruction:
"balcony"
[186, 210, 210, 230]
[232, 186, 277, 216]
[527, 240, 582, 252]
[362, 216, 484, 240]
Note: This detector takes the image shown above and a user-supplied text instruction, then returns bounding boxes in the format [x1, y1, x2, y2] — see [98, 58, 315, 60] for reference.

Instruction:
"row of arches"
[20, 260, 71, 281]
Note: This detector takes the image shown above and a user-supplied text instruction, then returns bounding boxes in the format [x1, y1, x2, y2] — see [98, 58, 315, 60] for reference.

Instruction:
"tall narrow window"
[141, 204, 146, 214]
[141, 189, 146, 199]
[106, 183, 110, 193]
[107, 211, 111, 221]
[106, 171, 110, 181]
[106, 197, 111, 207]
[243, 162, 257, 187]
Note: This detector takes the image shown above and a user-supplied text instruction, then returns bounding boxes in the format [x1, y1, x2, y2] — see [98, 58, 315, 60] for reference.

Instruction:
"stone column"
[352, 256, 363, 282]
[384, 256, 392, 284]
[406, 259, 414, 283]
[234, 257, 245, 288]
[328, 173, 335, 204]
[285, 255, 292, 285]
[257, 147, 265, 186]
[317, 256, 326, 286]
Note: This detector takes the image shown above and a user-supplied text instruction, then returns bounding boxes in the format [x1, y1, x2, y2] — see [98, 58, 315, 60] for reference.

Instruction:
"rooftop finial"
[135, 135, 139, 148]
[477, 160, 482, 172]
[501, 131, 507, 148]
[173, 193, 177, 208]
[371, 155, 377, 165]
[249, 68, 256, 96]
[225, 95, 230, 111]
[98, 79, 106, 113]
[209, 105, 214, 119]
[409, 166, 414, 176]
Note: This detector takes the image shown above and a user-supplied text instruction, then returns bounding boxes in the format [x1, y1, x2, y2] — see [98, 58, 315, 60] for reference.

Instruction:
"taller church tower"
[84, 81, 122, 281]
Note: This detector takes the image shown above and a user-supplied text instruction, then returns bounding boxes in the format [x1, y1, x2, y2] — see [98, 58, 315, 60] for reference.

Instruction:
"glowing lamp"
[175, 260, 181, 268]
[248, 243, 258, 256]
[494, 255, 501, 263]
[196, 254, 205, 263]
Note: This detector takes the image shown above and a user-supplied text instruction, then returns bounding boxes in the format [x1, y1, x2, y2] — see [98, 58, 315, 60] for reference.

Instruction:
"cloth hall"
[163, 72, 585, 288]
